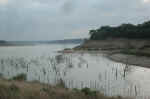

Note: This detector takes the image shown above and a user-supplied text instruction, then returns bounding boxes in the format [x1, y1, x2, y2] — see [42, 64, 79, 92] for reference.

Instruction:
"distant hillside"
[47, 39, 83, 44]
[89, 20, 150, 40]
[10, 39, 83, 44]
[76, 20, 150, 60]
[0, 39, 83, 46]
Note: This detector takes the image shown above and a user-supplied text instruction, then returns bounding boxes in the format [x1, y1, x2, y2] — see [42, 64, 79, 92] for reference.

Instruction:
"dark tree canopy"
[89, 21, 150, 40]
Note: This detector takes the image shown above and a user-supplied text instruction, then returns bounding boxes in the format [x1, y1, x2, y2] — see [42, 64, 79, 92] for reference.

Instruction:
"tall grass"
[0, 80, 132, 99]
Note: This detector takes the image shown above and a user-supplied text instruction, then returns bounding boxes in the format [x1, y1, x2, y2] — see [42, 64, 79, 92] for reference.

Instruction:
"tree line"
[89, 20, 150, 40]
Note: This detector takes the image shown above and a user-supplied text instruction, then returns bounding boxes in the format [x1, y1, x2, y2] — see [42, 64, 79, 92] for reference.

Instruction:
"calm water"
[0, 44, 150, 98]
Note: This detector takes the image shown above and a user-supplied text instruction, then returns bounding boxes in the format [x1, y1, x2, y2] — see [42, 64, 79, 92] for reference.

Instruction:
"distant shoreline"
[0, 43, 37, 47]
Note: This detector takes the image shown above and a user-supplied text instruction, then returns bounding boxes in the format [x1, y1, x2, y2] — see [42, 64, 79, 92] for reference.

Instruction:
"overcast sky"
[0, 0, 150, 41]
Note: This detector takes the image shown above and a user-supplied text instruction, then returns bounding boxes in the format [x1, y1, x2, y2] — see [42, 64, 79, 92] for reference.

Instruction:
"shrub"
[11, 73, 27, 81]
[81, 87, 97, 96]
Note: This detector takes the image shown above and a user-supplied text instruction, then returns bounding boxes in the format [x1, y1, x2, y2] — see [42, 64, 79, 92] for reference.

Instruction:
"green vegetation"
[89, 20, 150, 40]
[10, 73, 27, 81]
[0, 79, 131, 99]
[81, 87, 97, 96]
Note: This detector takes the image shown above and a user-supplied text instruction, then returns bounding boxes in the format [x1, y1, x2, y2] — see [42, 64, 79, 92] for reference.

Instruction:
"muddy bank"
[73, 39, 150, 68]
[107, 53, 150, 68]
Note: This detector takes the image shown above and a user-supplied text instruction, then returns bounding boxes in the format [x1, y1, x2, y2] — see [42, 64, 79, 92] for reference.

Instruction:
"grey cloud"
[0, 0, 150, 41]
[61, 0, 76, 15]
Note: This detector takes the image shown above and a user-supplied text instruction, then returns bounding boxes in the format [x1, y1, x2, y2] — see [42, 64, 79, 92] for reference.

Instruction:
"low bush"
[81, 87, 97, 96]
[11, 73, 27, 81]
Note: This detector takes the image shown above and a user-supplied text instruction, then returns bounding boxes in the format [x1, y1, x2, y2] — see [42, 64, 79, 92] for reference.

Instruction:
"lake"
[0, 44, 150, 98]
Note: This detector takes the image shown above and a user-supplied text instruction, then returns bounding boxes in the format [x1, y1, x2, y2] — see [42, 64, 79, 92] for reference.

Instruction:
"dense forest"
[89, 20, 150, 40]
